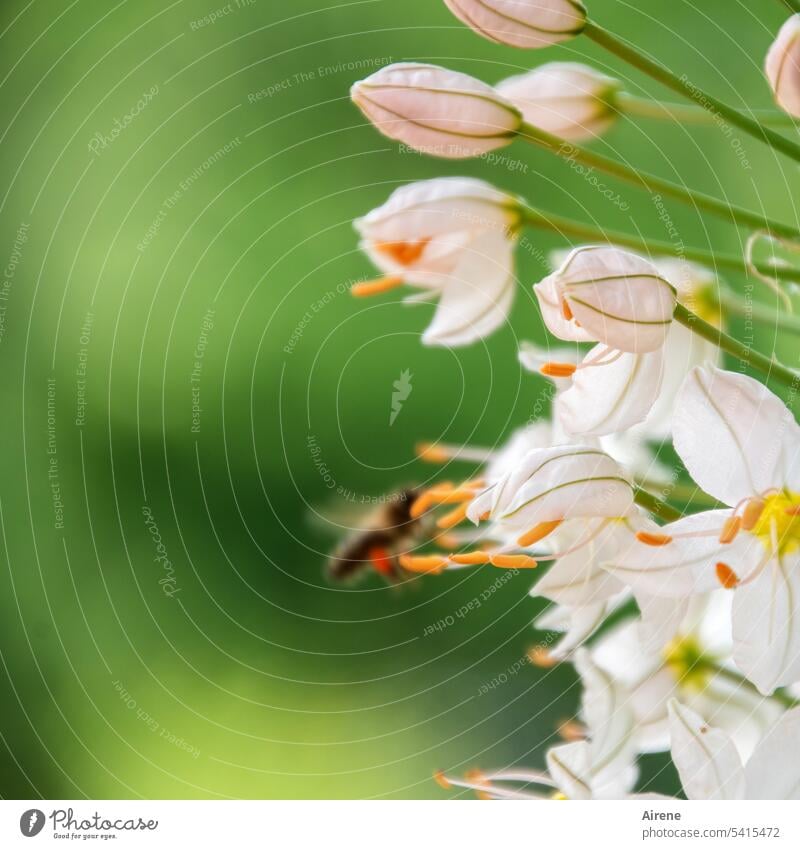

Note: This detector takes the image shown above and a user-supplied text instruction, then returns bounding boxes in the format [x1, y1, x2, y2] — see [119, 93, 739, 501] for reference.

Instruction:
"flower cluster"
[341, 1, 800, 800]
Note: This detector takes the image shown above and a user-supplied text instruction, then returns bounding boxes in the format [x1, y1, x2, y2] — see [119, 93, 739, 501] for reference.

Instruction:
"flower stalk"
[617, 92, 798, 126]
[519, 121, 800, 241]
[673, 302, 800, 387]
[520, 205, 800, 284]
[583, 21, 800, 164]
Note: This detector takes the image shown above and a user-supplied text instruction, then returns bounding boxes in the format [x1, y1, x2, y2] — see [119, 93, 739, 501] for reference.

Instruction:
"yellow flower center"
[751, 491, 800, 555]
[662, 635, 712, 691]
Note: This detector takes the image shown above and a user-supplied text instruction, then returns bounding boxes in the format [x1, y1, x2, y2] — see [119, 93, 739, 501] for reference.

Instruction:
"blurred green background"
[0, 0, 796, 799]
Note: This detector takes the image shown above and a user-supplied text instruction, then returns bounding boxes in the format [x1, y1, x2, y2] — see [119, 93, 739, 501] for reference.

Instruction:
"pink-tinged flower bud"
[534, 246, 677, 353]
[765, 14, 800, 118]
[497, 63, 621, 141]
[350, 63, 522, 159]
[444, 0, 587, 50]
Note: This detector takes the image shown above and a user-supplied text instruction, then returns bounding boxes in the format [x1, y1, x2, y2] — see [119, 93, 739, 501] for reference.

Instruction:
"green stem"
[520, 205, 800, 284]
[617, 92, 798, 127]
[518, 121, 800, 242]
[584, 21, 800, 165]
[634, 477, 721, 510]
[674, 302, 800, 387]
[704, 661, 800, 709]
[633, 488, 684, 522]
[713, 288, 800, 334]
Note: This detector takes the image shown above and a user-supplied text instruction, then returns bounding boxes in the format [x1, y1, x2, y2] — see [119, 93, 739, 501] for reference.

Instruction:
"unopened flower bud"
[766, 14, 800, 118]
[444, 0, 587, 50]
[534, 246, 676, 353]
[351, 63, 522, 159]
[497, 63, 621, 141]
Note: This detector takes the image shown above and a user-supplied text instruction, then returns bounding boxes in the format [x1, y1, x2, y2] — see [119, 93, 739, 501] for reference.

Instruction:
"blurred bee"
[326, 488, 433, 584]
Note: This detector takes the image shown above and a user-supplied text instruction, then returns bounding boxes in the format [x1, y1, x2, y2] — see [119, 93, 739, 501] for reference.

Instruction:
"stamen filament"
[415, 441, 493, 465]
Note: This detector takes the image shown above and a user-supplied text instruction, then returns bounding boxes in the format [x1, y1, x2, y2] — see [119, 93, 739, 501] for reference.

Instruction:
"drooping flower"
[605, 365, 800, 695]
[765, 14, 800, 119]
[442, 0, 587, 50]
[530, 246, 676, 436]
[437, 650, 641, 799]
[528, 254, 719, 439]
[351, 178, 521, 346]
[497, 63, 621, 141]
[351, 63, 522, 159]
[535, 246, 677, 353]
[590, 594, 782, 760]
[668, 700, 800, 800]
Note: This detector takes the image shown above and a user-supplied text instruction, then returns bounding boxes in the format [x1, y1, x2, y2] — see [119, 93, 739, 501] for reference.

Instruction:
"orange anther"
[527, 646, 557, 668]
[561, 299, 574, 321]
[399, 554, 449, 575]
[375, 239, 429, 266]
[350, 275, 404, 297]
[540, 362, 577, 378]
[636, 531, 673, 547]
[716, 562, 739, 590]
[719, 515, 742, 544]
[741, 498, 766, 531]
[449, 550, 491, 565]
[433, 770, 452, 791]
[489, 554, 537, 569]
[415, 442, 450, 464]
[465, 769, 492, 800]
[557, 719, 586, 742]
[437, 503, 469, 530]
[517, 520, 563, 548]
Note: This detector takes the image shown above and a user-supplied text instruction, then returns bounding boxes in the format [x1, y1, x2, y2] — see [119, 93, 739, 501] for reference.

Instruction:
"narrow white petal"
[421, 230, 515, 346]
[546, 741, 593, 799]
[558, 346, 665, 437]
[732, 555, 800, 695]
[668, 700, 746, 800]
[673, 366, 792, 506]
[744, 706, 800, 798]
[605, 510, 762, 599]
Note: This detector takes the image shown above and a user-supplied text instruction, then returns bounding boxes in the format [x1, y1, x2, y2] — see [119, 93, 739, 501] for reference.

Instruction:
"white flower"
[466, 444, 634, 531]
[535, 246, 676, 353]
[443, 0, 587, 50]
[591, 595, 782, 759]
[351, 63, 522, 159]
[605, 365, 800, 695]
[669, 700, 800, 800]
[497, 63, 620, 141]
[438, 650, 640, 799]
[765, 14, 800, 119]
[352, 178, 521, 346]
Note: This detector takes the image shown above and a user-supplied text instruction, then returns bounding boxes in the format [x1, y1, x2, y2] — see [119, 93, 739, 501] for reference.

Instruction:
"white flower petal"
[744, 706, 800, 799]
[673, 365, 793, 506]
[498, 446, 634, 526]
[766, 14, 800, 119]
[534, 520, 628, 606]
[605, 510, 762, 599]
[497, 62, 619, 141]
[668, 700, 746, 800]
[421, 230, 515, 346]
[557, 346, 665, 437]
[535, 600, 617, 658]
[732, 555, 800, 695]
[539, 247, 676, 353]
[546, 741, 593, 799]
[636, 592, 690, 653]
[351, 63, 521, 159]
[444, 0, 587, 50]
[354, 177, 517, 242]
[533, 273, 594, 342]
